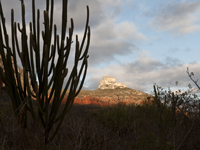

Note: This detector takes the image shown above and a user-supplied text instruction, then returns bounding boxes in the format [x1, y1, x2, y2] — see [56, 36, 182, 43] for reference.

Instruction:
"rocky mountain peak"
[98, 76, 127, 90]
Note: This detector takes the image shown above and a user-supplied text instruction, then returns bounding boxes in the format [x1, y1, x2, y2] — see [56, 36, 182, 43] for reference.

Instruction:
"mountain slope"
[63, 88, 153, 106]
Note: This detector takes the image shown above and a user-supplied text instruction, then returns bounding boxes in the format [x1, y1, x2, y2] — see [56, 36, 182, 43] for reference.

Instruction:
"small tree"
[186, 67, 200, 116]
[0, 0, 90, 146]
[186, 67, 200, 90]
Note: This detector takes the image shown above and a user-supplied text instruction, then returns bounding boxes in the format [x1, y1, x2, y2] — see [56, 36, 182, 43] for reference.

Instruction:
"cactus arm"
[21, 3, 30, 71]
[46, 0, 49, 12]
[21, 4, 32, 98]
[0, 2, 12, 55]
[79, 26, 90, 61]
[47, 62, 56, 90]
[79, 6, 89, 59]
[43, 45, 49, 103]
[11, 9, 16, 65]
[75, 58, 88, 97]
[63, 37, 70, 65]
[36, 9, 41, 83]
[14, 23, 21, 57]
[47, 64, 56, 102]
[39, 9, 51, 95]
[48, 45, 55, 63]
[32, 0, 37, 46]
[43, 45, 49, 129]
[0, 24, 8, 75]
[47, 45, 55, 77]
[17, 23, 22, 33]
[61, 0, 67, 41]
[11, 9, 25, 103]
[49, 0, 54, 43]
[29, 30, 38, 94]
[64, 18, 74, 51]
[63, 19, 74, 70]
[48, 25, 57, 77]
[39, 10, 50, 97]
[45, 0, 54, 48]
[44, 11, 50, 48]
[74, 35, 80, 67]
[56, 35, 60, 55]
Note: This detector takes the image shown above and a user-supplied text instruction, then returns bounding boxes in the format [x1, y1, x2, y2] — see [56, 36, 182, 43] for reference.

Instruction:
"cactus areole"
[0, 0, 90, 144]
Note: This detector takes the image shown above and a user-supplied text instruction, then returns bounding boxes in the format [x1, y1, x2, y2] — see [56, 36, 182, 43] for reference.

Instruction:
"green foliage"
[135, 133, 171, 150]
[1, 91, 200, 149]
[0, 0, 90, 147]
[97, 105, 129, 130]
[85, 84, 200, 149]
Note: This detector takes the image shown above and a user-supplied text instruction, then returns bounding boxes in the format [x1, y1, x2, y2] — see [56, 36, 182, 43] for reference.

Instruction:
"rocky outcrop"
[98, 76, 127, 90]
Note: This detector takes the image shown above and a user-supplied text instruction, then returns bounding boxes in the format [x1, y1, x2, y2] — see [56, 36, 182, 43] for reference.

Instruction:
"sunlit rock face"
[98, 76, 127, 90]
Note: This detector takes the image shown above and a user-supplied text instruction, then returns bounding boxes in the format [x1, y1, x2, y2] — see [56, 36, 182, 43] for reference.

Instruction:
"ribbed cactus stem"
[0, 0, 90, 145]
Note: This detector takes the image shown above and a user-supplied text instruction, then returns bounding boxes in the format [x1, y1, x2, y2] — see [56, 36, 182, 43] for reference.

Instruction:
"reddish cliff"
[62, 88, 153, 106]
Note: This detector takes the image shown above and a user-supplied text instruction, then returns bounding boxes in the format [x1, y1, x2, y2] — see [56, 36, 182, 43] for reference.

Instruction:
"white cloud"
[179, 25, 200, 33]
[149, 1, 200, 34]
[84, 51, 200, 93]
[86, 18, 146, 66]
[115, 22, 147, 41]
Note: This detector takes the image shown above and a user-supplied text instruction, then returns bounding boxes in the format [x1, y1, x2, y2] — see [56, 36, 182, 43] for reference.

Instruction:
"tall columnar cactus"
[0, 0, 90, 145]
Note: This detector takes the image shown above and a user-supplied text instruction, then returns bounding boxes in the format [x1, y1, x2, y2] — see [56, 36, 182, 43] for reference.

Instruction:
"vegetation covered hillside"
[64, 88, 153, 106]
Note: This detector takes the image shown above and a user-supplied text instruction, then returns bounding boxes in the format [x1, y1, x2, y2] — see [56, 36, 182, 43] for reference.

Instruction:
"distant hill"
[63, 88, 153, 106]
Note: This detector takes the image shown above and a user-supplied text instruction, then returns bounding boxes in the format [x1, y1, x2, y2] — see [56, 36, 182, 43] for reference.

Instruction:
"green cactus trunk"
[0, 0, 90, 146]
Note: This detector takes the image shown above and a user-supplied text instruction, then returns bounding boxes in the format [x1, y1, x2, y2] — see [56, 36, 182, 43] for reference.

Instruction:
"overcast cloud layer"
[1, 0, 200, 95]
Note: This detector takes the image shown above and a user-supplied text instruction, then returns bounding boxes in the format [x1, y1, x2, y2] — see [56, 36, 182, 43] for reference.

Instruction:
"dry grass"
[1, 89, 200, 150]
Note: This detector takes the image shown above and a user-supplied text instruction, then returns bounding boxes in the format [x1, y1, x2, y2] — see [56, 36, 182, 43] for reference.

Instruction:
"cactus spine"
[0, 0, 90, 145]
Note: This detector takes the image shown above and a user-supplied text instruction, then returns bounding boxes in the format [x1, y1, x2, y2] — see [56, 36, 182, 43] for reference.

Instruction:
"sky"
[1, 0, 200, 96]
